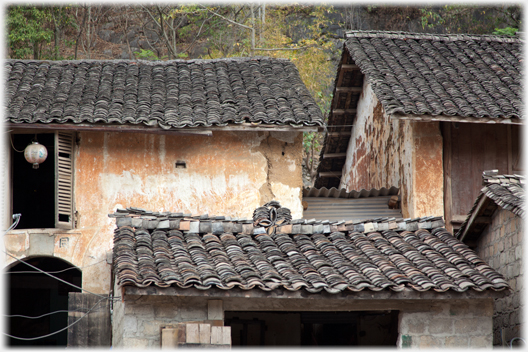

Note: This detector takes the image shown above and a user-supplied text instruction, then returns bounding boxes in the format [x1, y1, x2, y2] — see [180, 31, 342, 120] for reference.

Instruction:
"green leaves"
[7, 5, 76, 59]
[493, 27, 518, 36]
[8, 6, 53, 59]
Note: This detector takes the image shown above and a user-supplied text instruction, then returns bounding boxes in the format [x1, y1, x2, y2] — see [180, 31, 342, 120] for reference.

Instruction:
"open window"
[10, 131, 75, 229]
[225, 310, 399, 346]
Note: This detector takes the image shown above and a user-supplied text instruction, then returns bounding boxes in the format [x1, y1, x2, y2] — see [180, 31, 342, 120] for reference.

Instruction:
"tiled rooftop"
[5, 57, 324, 129]
[111, 202, 509, 294]
[345, 31, 522, 121]
[315, 30, 522, 189]
[457, 171, 524, 241]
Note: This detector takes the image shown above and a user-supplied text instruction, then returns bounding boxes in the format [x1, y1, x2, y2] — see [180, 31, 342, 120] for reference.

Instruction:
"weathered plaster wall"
[340, 81, 443, 218]
[398, 299, 494, 348]
[113, 292, 494, 348]
[4, 130, 303, 295]
[475, 209, 523, 346]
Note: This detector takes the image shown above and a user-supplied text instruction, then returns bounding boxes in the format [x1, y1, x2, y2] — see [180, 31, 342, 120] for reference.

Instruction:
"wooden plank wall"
[67, 292, 111, 347]
[443, 122, 520, 232]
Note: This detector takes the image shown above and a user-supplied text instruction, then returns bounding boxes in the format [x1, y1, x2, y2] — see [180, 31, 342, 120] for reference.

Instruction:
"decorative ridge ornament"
[253, 201, 292, 235]
[24, 140, 48, 169]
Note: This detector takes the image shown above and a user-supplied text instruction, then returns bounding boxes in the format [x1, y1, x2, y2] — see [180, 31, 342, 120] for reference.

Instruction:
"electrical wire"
[4, 214, 121, 301]
[9, 135, 25, 153]
[5, 259, 107, 274]
[3, 297, 106, 341]
[4, 251, 121, 301]
[5, 305, 103, 319]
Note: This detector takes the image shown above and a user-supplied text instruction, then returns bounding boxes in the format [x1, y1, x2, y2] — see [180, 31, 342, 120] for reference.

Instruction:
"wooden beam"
[391, 114, 523, 125]
[335, 87, 363, 93]
[318, 171, 342, 177]
[323, 153, 347, 159]
[442, 122, 453, 233]
[341, 64, 359, 70]
[475, 216, 492, 224]
[332, 109, 357, 115]
[123, 285, 508, 300]
[7, 122, 322, 135]
[327, 132, 351, 137]
[450, 215, 467, 223]
[458, 196, 492, 242]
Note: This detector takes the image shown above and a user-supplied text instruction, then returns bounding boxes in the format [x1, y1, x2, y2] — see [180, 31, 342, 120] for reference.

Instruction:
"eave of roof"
[123, 284, 508, 300]
[457, 172, 525, 244]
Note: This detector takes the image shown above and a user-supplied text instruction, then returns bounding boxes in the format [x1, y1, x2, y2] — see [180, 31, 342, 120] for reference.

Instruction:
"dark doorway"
[225, 310, 399, 347]
[6, 257, 82, 346]
[11, 133, 56, 229]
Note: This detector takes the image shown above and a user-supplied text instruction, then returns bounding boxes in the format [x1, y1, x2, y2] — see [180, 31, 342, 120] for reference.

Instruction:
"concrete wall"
[474, 209, 523, 346]
[340, 81, 443, 219]
[398, 299, 494, 348]
[113, 292, 494, 348]
[4, 130, 303, 294]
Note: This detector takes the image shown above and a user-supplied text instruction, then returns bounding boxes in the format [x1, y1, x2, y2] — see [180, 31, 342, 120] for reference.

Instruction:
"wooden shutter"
[55, 132, 74, 229]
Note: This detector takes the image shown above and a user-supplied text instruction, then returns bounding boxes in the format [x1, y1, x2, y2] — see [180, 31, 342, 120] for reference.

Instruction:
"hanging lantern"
[24, 141, 48, 169]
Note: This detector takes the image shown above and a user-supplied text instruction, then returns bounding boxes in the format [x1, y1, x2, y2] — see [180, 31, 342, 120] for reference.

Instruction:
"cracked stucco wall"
[4, 130, 303, 293]
[340, 81, 443, 219]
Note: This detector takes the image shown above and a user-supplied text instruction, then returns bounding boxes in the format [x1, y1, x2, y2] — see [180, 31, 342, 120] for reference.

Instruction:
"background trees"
[6, 4, 522, 186]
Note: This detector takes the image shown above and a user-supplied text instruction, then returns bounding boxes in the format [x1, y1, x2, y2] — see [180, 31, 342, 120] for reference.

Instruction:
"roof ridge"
[5, 56, 292, 65]
[345, 30, 521, 43]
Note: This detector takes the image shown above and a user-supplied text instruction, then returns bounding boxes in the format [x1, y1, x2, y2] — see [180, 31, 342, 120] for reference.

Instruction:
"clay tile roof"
[457, 171, 525, 242]
[110, 202, 509, 294]
[345, 30, 523, 121]
[5, 57, 324, 129]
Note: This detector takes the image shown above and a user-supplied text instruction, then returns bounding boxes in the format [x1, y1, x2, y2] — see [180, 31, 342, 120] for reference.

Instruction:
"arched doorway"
[6, 256, 82, 346]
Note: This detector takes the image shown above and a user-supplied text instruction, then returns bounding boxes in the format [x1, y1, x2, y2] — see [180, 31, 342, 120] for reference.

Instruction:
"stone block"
[469, 335, 492, 348]
[199, 221, 212, 233]
[157, 220, 170, 229]
[363, 223, 375, 233]
[301, 225, 313, 234]
[211, 326, 231, 345]
[179, 221, 190, 231]
[124, 337, 149, 348]
[143, 321, 162, 337]
[199, 324, 211, 344]
[123, 316, 138, 334]
[418, 335, 442, 348]
[181, 303, 207, 321]
[154, 305, 178, 319]
[131, 218, 143, 228]
[186, 323, 200, 343]
[189, 221, 200, 233]
[131, 304, 154, 317]
[445, 336, 469, 348]
[116, 217, 132, 227]
[223, 222, 233, 233]
[406, 319, 426, 334]
[428, 318, 453, 335]
[29, 233, 55, 256]
[454, 317, 490, 335]
[208, 300, 223, 321]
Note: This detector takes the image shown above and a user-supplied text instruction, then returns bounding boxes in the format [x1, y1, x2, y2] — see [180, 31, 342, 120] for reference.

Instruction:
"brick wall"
[398, 300, 494, 348]
[474, 209, 523, 346]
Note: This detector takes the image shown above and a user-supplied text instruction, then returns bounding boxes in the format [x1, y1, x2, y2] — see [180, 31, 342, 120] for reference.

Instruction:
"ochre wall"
[340, 82, 443, 219]
[4, 130, 303, 293]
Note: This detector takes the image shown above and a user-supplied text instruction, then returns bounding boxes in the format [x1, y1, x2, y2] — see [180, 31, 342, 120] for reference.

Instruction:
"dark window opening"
[7, 257, 82, 347]
[225, 310, 399, 347]
[11, 134, 55, 229]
